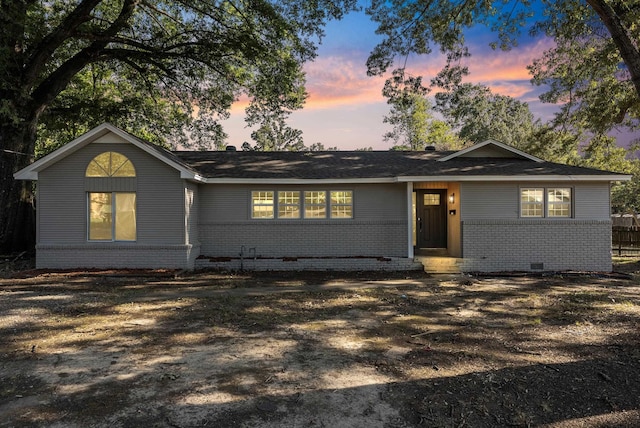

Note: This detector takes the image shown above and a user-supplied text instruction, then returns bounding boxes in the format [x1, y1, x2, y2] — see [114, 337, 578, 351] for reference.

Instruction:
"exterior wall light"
[448, 193, 455, 204]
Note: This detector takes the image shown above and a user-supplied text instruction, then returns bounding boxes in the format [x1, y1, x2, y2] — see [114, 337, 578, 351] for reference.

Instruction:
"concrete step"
[416, 256, 462, 274]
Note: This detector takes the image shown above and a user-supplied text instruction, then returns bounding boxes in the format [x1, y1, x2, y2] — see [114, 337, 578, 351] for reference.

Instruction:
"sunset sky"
[222, 7, 559, 150]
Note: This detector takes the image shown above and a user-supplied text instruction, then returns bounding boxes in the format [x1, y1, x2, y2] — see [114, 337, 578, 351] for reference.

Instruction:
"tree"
[382, 70, 462, 150]
[581, 134, 640, 213]
[306, 142, 337, 151]
[528, 6, 639, 137]
[248, 114, 305, 151]
[0, 0, 356, 252]
[435, 83, 538, 148]
[243, 73, 307, 151]
[36, 62, 227, 154]
[365, 1, 640, 100]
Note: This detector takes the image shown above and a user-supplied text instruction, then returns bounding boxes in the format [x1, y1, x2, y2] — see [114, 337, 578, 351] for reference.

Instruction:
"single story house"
[14, 123, 630, 272]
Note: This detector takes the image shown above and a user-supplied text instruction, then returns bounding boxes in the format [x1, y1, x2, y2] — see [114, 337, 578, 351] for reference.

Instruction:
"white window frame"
[519, 187, 573, 218]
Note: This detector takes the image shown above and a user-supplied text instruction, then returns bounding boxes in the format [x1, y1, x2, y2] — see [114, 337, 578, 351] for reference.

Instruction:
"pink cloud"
[230, 38, 556, 115]
[303, 54, 388, 108]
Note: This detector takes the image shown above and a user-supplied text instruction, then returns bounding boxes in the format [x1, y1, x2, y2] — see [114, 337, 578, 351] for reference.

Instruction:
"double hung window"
[251, 190, 353, 219]
[520, 187, 572, 218]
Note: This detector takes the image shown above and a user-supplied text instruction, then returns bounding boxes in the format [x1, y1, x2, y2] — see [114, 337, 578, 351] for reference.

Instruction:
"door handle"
[418, 217, 422, 232]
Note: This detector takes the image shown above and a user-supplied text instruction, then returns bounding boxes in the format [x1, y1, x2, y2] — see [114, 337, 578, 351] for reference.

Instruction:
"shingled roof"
[13, 123, 630, 183]
[171, 150, 623, 181]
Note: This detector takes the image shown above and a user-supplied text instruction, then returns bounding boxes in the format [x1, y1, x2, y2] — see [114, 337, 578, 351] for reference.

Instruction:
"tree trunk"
[587, 0, 640, 99]
[0, 121, 37, 253]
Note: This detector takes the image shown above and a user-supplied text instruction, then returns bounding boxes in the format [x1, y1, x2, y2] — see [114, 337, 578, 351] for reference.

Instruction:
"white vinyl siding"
[38, 142, 186, 245]
[460, 182, 516, 220]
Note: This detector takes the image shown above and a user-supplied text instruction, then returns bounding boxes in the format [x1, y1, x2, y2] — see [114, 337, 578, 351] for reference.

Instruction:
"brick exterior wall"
[460, 220, 612, 272]
[195, 256, 423, 271]
[199, 220, 407, 258]
[36, 244, 199, 269]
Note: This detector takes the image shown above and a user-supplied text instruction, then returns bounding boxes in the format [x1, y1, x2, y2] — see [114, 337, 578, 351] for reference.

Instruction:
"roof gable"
[14, 123, 200, 181]
[437, 139, 544, 162]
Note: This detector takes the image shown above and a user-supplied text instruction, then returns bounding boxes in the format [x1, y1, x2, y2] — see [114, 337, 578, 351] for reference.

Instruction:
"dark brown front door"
[416, 190, 447, 248]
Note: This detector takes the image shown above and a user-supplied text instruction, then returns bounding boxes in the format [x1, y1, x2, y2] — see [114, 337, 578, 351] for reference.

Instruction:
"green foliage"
[1, 0, 357, 148]
[247, 113, 305, 151]
[365, 0, 534, 77]
[366, 0, 640, 145]
[435, 83, 537, 149]
[580, 135, 640, 213]
[382, 70, 463, 150]
[306, 142, 337, 151]
[529, 6, 640, 136]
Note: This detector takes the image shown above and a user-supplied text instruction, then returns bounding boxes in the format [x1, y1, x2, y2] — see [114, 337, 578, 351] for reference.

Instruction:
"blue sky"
[222, 6, 560, 150]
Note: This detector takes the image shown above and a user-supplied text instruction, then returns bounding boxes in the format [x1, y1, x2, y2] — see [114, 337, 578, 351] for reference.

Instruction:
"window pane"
[423, 194, 440, 205]
[86, 152, 136, 177]
[278, 191, 299, 205]
[331, 205, 353, 218]
[304, 191, 326, 205]
[331, 191, 352, 205]
[115, 193, 136, 240]
[521, 188, 543, 203]
[89, 193, 112, 240]
[111, 153, 136, 176]
[86, 153, 111, 177]
[548, 188, 570, 202]
[252, 191, 274, 219]
[305, 206, 326, 218]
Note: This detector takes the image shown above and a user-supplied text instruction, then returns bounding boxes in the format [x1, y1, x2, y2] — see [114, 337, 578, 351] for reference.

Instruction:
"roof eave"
[397, 174, 632, 182]
[200, 177, 398, 184]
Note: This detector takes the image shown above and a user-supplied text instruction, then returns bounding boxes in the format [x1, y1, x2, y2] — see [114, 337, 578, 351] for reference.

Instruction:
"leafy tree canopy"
[0, 0, 357, 252]
[365, 1, 640, 99]
[382, 70, 463, 150]
[435, 83, 538, 149]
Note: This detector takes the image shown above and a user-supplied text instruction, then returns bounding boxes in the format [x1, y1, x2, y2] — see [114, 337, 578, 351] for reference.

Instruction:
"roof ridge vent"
[425, 145, 436, 151]
[225, 145, 237, 151]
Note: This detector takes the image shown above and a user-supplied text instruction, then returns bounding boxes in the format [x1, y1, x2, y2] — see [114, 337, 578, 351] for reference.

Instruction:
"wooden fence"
[612, 226, 640, 255]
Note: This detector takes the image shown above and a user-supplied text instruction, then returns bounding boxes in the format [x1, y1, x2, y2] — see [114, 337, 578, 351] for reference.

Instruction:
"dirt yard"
[1, 257, 640, 427]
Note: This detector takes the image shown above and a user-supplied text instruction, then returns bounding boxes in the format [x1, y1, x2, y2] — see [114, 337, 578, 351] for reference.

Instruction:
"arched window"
[86, 152, 136, 241]
[86, 152, 136, 177]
